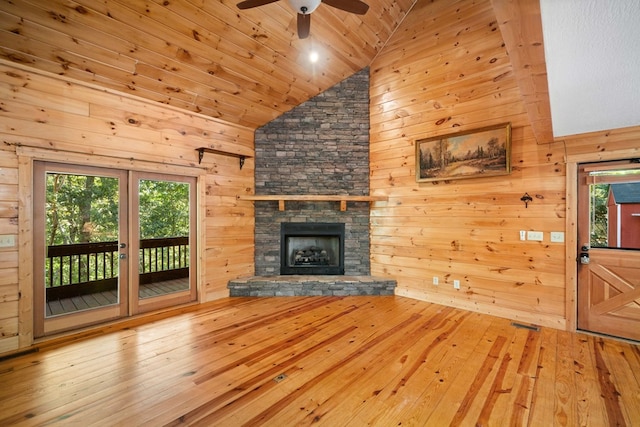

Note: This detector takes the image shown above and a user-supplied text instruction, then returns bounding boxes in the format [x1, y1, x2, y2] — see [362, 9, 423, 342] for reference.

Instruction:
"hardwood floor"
[1, 296, 639, 426]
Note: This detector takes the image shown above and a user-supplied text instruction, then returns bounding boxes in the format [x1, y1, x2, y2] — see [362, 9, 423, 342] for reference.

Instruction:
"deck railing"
[46, 237, 189, 300]
[139, 237, 190, 285]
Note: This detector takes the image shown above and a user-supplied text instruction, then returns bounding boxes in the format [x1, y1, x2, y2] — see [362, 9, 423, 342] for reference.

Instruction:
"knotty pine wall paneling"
[0, 143, 19, 353]
[0, 60, 254, 354]
[369, 0, 567, 329]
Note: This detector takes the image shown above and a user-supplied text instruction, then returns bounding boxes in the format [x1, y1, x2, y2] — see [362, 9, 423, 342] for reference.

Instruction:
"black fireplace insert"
[280, 222, 345, 275]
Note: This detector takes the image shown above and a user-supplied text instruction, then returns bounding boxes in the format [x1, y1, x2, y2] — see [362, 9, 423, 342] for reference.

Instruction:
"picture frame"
[416, 122, 511, 182]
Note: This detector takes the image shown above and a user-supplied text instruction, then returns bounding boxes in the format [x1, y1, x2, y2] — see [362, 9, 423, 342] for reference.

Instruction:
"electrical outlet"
[453, 280, 460, 289]
[550, 231, 565, 243]
[433, 276, 439, 285]
[527, 231, 543, 241]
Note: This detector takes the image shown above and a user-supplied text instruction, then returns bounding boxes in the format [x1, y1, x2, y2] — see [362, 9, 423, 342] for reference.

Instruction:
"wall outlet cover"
[527, 231, 543, 241]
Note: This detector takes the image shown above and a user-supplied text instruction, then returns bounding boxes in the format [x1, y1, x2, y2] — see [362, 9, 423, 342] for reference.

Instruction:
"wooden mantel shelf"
[237, 194, 388, 211]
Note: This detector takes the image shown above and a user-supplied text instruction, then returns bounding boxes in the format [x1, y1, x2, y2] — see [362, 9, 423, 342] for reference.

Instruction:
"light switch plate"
[550, 231, 565, 243]
[527, 231, 543, 241]
[0, 235, 16, 247]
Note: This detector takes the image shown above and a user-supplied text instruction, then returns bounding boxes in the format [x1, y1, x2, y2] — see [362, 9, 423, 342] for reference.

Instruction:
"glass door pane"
[133, 173, 196, 313]
[44, 172, 120, 314]
[585, 168, 640, 250]
[34, 162, 128, 337]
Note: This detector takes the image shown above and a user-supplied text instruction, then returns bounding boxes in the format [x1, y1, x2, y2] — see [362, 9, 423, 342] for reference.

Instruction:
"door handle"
[579, 244, 589, 264]
[119, 242, 127, 248]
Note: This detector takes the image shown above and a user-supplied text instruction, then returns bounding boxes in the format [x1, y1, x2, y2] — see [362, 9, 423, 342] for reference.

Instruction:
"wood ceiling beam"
[491, 0, 554, 145]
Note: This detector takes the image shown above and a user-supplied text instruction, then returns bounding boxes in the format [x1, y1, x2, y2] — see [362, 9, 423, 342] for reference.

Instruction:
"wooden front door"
[577, 161, 640, 341]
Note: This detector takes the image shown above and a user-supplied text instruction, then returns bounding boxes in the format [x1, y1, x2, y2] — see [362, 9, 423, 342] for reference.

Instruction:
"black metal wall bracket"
[196, 147, 250, 169]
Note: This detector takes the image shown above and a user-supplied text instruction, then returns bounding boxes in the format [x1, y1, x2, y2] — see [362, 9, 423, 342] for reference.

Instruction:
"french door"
[577, 160, 640, 341]
[132, 172, 197, 314]
[33, 162, 197, 337]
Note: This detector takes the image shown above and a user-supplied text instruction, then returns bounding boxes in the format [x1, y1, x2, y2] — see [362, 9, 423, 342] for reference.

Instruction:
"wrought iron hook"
[520, 192, 533, 208]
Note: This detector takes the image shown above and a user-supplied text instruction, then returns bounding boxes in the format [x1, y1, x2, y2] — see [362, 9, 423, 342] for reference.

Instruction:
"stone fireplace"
[251, 68, 372, 277]
[280, 222, 345, 275]
[254, 203, 369, 276]
[228, 68, 396, 296]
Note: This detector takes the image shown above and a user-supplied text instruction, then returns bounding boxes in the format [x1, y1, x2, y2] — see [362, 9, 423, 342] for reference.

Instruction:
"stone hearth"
[228, 275, 396, 297]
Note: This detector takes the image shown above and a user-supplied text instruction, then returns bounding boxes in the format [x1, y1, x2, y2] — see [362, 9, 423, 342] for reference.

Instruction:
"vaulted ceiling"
[0, 0, 417, 129]
[4, 1, 634, 142]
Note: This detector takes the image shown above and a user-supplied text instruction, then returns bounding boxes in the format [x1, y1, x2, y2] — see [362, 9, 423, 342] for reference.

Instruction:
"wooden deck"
[45, 278, 190, 316]
[2, 296, 639, 426]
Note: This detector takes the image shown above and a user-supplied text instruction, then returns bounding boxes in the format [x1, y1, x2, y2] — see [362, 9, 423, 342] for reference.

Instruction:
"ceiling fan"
[237, 0, 369, 39]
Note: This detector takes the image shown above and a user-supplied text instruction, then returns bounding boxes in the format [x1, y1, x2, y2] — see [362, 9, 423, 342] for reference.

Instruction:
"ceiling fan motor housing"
[288, 0, 321, 14]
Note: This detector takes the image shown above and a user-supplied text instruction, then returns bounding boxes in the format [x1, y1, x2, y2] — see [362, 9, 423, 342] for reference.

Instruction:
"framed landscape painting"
[416, 123, 511, 182]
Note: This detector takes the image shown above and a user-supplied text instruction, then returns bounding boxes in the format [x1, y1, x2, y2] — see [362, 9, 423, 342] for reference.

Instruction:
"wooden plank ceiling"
[0, 0, 417, 129]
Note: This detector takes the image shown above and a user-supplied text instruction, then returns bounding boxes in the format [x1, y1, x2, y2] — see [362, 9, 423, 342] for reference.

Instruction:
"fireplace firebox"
[280, 222, 345, 275]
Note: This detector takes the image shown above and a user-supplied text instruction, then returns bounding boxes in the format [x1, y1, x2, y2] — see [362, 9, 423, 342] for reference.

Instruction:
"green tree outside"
[45, 174, 190, 288]
[138, 179, 189, 239]
[590, 183, 608, 248]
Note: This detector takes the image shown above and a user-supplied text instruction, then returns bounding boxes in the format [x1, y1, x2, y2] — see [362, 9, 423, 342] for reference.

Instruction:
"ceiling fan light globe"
[288, 0, 321, 14]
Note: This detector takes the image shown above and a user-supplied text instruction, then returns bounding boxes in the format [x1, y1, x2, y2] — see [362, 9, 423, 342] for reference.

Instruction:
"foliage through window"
[589, 183, 609, 248]
[45, 173, 119, 288]
[138, 179, 190, 239]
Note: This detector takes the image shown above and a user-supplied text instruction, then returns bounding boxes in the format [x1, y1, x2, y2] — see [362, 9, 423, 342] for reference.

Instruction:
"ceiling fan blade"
[297, 13, 310, 39]
[237, 0, 279, 10]
[321, 0, 369, 15]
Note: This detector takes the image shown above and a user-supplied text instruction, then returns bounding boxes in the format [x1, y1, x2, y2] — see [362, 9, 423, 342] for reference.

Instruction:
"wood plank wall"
[369, 0, 640, 330]
[0, 60, 255, 354]
[369, 0, 568, 328]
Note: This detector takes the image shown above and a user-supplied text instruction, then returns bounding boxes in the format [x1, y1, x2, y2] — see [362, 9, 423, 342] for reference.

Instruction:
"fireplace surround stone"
[228, 68, 396, 295]
[252, 68, 372, 277]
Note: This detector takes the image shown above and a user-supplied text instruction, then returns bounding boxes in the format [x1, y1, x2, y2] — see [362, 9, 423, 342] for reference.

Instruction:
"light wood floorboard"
[1, 296, 639, 426]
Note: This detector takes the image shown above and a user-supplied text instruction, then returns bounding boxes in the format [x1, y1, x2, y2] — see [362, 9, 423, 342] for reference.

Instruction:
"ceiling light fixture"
[237, 0, 368, 39]
[309, 51, 319, 63]
[287, 0, 321, 14]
